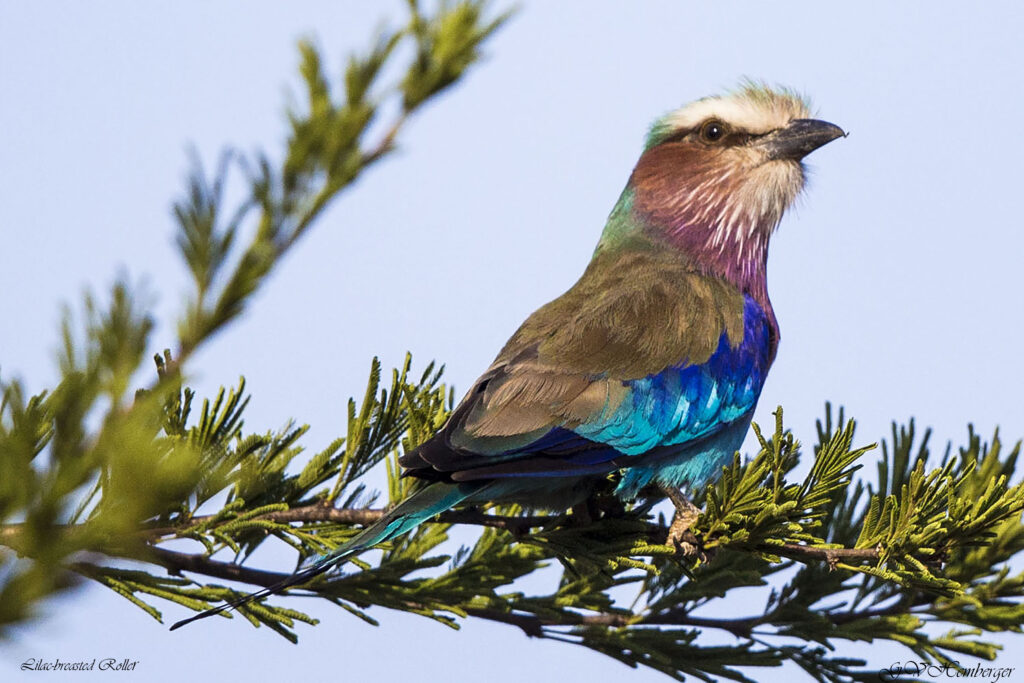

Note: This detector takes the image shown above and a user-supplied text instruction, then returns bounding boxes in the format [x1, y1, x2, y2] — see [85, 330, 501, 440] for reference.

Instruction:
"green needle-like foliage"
[2, 3, 1022, 681]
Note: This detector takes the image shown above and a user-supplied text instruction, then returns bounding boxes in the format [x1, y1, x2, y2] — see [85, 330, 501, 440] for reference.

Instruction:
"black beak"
[761, 118, 846, 161]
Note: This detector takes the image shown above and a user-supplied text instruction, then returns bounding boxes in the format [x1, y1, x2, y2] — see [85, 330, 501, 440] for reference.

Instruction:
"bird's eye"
[699, 120, 729, 143]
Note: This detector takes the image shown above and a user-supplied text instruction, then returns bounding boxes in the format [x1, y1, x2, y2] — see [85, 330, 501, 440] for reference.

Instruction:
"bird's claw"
[659, 484, 707, 560]
[666, 512, 705, 559]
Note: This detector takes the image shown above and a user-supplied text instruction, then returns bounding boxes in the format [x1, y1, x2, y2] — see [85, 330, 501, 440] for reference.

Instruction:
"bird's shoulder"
[497, 245, 747, 378]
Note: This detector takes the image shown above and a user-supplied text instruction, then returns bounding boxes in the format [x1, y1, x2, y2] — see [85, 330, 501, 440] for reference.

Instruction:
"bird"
[170, 83, 844, 631]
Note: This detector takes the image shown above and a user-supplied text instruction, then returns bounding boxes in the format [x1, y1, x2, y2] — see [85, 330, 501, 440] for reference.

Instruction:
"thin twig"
[775, 543, 880, 567]
[360, 113, 407, 166]
[135, 503, 554, 539]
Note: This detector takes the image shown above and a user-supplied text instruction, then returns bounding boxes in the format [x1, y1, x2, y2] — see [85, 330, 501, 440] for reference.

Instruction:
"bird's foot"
[658, 484, 705, 559]
[666, 516, 702, 558]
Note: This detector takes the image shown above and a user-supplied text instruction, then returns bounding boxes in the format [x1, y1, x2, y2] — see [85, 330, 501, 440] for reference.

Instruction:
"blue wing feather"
[452, 295, 773, 491]
[575, 295, 770, 453]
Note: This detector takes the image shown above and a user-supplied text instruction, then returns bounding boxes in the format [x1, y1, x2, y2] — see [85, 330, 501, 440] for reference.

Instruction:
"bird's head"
[600, 83, 844, 291]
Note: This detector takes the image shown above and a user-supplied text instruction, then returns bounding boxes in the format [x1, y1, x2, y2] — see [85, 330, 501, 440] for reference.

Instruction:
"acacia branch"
[145, 512, 885, 569]
[146, 506, 883, 568]
[138, 504, 555, 539]
[359, 112, 407, 166]
[1, 508, 885, 572]
[126, 545, 886, 639]
[288, 114, 405, 247]
[143, 546, 291, 586]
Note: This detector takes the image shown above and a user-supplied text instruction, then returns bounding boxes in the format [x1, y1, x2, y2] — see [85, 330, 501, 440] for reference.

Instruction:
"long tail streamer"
[169, 482, 477, 631]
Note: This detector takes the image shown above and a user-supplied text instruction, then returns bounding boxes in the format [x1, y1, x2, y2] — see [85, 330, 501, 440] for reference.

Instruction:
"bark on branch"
[138, 504, 555, 539]
[119, 545, 892, 638]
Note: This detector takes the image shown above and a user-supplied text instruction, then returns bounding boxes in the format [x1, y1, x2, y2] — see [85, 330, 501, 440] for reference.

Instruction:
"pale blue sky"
[2, 1, 1023, 681]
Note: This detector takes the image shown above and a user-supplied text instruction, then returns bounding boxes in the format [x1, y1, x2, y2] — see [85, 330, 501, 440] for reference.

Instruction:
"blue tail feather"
[169, 482, 478, 631]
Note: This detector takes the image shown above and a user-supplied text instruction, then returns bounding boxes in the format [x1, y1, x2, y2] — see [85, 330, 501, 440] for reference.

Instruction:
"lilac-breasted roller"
[171, 84, 844, 630]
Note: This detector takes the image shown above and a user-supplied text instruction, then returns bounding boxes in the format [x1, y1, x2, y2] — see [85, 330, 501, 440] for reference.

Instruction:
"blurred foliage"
[2, 2, 1023, 681]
